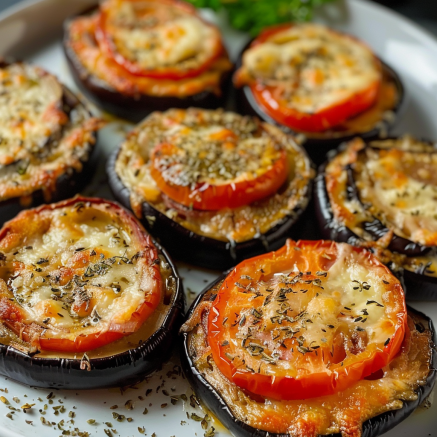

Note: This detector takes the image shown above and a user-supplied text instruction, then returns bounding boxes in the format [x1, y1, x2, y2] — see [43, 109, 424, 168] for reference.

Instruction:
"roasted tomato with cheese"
[97, 0, 223, 80]
[0, 197, 184, 389]
[234, 24, 404, 163]
[315, 136, 437, 300]
[149, 132, 288, 211]
[181, 240, 436, 437]
[0, 61, 102, 224]
[63, 0, 233, 121]
[108, 108, 314, 268]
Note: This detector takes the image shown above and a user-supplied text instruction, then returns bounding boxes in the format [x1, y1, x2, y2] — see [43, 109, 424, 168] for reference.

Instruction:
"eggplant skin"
[314, 150, 437, 301]
[107, 149, 311, 270]
[62, 18, 231, 124]
[0, 234, 185, 390]
[314, 161, 363, 245]
[235, 42, 405, 166]
[403, 269, 437, 301]
[181, 275, 437, 437]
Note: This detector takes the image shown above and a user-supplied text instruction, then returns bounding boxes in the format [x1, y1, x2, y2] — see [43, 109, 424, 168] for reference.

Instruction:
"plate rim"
[0, 1, 436, 437]
[350, 0, 437, 50]
[1, 0, 437, 54]
[0, 0, 98, 22]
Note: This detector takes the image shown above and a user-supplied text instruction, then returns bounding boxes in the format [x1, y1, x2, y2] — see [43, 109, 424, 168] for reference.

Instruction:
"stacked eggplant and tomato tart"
[63, 0, 233, 122]
[181, 240, 436, 437]
[234, 23, 404, 162]
[0, 61, 101, 224]
[315, 136, 437, 300]
[0, 197, 183, 389]
[108, 108, 314, 268]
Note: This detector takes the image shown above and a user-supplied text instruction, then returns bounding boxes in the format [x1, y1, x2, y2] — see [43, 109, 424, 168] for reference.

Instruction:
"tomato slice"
[251, 80, 380, 133]
[149, 130, 289, 211]
[235, 24, 382, 132]
[207, 240, 407, 400]
[0, 197, 163, 353]
[97, 0, 224, 80]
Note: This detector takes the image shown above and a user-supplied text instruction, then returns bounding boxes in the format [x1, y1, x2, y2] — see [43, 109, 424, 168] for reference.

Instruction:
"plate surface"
[0, 0, 437, 436]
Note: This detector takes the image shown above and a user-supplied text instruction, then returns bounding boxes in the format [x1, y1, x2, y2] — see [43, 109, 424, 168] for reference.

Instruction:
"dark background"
[1, 0, 437, 37]
[377, 0, 437, 36]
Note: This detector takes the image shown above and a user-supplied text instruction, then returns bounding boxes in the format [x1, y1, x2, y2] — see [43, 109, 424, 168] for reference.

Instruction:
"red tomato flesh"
[150, 131, 289, 211]
[0, 197, 163, 353]
[238, 24, 382, 132]
[251, 80, 380, 133]
[97, 0, 224, 80]
[207, 239, 407, 400]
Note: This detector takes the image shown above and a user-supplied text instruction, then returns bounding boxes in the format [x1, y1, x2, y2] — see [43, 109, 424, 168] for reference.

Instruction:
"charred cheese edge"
[0, 199, 161, 350]
[326, 136, 437, 277]
[238, 23, 381, 114]
[0, 62, 100, 202]
[115, 108, 313, 243]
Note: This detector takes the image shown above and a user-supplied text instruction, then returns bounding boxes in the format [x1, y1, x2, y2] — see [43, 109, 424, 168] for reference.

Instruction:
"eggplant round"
[181, 273, 437, 437]
[314, 137, 437, 300]
[107, 109, 314, 270]
[0, 197, 185, 389]
[235, 43, 405, 167]
[0, 60, 100, 226]
[62, 7, 233, 123]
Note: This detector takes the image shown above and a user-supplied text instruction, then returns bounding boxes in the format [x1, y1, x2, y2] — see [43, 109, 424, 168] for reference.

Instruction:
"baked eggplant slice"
[0, 197, 184, 389]
[63, 0, 233, 122]
[315, 136, 437, 300]
[234, 24, 405, 165]
[0, 60, 101, 225]
[181, 239, 436, 437]
[107, 108, 314, 269]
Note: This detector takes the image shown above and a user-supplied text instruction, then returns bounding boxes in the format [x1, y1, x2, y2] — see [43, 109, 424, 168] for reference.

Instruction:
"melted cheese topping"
[66, 10, 232, 98]
[357, 148, 437, 245]
[152, 122, 284, 188]
[102, 0, 219, 71]
[0, 62, 100, 201]
[326, 136, 437, 276]
[0, 200, 159, 344]
[187, 304, 432, 437]
[238, 24, 381, 113]
[115, 108, 314, 242]
[212, 242, 404, 379]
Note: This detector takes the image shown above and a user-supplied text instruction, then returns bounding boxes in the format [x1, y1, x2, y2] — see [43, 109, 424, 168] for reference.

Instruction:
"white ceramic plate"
[0, 0, 436, 436]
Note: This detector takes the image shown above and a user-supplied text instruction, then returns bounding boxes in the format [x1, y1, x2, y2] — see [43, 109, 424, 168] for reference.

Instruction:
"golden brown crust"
[235, 24, 382, 115]
[115, 108, 314, 243]
[234, 24, 398, 137]
[186, 293, 432, 437]
[325, 136, 437, 277]
[0, 197, 163, 353]
[0, 62, 102, 202]
[66, 10, 232, 98]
